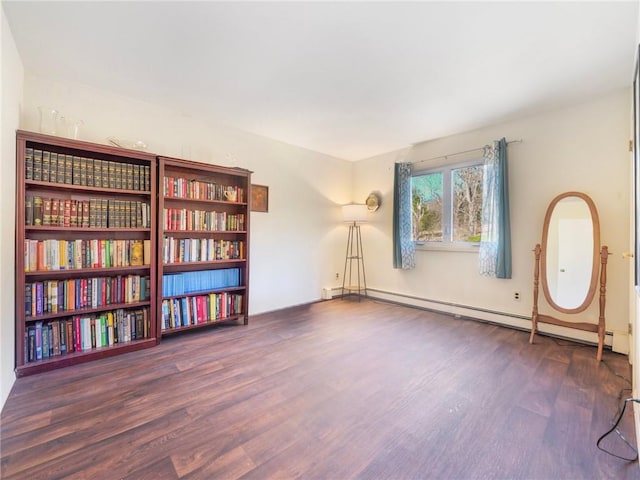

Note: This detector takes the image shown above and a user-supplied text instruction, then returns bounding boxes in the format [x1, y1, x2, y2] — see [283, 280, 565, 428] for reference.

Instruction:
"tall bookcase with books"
[15, 130, 158, 376]
[158, 157, 250, 336]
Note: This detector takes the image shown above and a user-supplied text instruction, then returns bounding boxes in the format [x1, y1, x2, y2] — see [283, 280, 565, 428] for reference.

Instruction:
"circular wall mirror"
[540, 192, 600, 313]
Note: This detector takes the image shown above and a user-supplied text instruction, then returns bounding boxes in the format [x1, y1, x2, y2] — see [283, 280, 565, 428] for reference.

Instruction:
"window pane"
[412, 173, 443, 242]
[452, 165, 483, 242]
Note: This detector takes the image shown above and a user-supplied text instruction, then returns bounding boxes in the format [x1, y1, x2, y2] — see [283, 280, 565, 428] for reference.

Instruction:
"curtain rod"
[408, 139, 522, 166]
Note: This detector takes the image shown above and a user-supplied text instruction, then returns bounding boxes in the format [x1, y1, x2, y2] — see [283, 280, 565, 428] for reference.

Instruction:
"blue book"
[35, 321, 43, 360]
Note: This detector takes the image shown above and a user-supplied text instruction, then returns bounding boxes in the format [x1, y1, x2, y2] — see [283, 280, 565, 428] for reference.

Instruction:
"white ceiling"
[3, 1, 639, 161]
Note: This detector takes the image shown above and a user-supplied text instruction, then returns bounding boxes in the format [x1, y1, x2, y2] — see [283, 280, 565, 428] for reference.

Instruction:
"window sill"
[415, 243, 479, 253]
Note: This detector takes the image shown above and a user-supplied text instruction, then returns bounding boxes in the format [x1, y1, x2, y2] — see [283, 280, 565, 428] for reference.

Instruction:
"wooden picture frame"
[251, 184, 269, 212]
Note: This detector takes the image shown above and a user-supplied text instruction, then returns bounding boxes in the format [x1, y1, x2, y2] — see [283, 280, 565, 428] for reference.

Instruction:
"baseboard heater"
[355, 287, 612, 349]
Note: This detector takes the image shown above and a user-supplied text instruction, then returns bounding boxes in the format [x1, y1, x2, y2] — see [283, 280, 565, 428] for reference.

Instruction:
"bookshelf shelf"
[25, 179, 151, 196]
[15, 130, 158, 376]
[161, 230, 247, 236]
[161, 286, 247, 300]
[163, 196, 248, 207]
[15, 337, 156, 377]
[162, 260, 246, 271]
[26, 265, 151, 279]
[26, 226, 152, 232]
[161, 315, 245, 336]
[158, 156, 251, 336]
[25, 300, 152, 322]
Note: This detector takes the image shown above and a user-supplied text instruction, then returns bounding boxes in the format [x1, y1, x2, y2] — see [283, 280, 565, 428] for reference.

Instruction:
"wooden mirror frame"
[540, 192, 600, 314]
[530, 191, 609, 361]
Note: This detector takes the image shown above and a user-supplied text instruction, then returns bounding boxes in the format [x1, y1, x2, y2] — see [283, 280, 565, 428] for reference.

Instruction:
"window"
[412, 161, 483, 244]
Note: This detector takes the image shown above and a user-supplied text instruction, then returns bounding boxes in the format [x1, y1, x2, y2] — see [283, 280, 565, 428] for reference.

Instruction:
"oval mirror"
[540, 192, 600, 313]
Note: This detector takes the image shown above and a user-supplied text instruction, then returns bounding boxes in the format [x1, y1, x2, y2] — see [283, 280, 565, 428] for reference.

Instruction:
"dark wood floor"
[1, 298, 638, 479]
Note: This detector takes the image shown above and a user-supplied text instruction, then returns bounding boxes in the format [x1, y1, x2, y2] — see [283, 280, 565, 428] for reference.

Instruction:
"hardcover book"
[64, 155, 73, 184]
[42, 151, 50, 183]
[49, 153, 58, 184]
[25, 147, 33, 180]
[33, 150, 43, 181]
[130, 240, 144, 266]
[86, 158, 94, 188]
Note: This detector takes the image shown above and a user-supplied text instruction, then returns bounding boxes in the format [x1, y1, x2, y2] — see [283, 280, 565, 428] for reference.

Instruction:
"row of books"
[160, 293, 243, 330]
[25, 148, 151, 191]
[162, 237, 244, 264]
[162, 208, 245, 232]
[26, 275, 150, 317]
[164, 176, 245, 203]
[24, 307, 150, 363]
[162, 268, 241, 297]
[26, 196, 151, 229]
[25, 239, 150, 273]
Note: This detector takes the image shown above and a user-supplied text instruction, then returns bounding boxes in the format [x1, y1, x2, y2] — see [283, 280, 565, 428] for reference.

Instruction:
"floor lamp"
[341, 204, 368, 300]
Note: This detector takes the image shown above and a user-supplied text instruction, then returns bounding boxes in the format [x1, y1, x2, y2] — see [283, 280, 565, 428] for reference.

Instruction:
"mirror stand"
[530, 244, 609, 361]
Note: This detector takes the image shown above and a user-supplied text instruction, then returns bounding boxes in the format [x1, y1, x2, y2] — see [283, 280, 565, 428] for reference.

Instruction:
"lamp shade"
[342, 204, 368, 223]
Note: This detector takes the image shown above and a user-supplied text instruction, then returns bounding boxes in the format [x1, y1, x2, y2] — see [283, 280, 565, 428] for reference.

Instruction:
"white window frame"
[412, 158, 483, 252]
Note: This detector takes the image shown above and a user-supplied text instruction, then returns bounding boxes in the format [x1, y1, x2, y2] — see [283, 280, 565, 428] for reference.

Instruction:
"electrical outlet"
[335, 272, 340, 279]
[514, 292, 520, 301]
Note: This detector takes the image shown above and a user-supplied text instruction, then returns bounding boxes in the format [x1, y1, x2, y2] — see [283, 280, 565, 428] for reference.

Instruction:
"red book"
[120, 276, 126, 304]
[81, 279, 87, 309]
[199, 296, 207, 323]
[74, 316, 82, 352]
[195, 296, 202, 324]
[101, 277, 107, 306]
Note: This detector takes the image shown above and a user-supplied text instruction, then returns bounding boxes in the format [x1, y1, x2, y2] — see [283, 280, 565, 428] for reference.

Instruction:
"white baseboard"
[612, 330, 630, 355]
[327, 286, 628, 353]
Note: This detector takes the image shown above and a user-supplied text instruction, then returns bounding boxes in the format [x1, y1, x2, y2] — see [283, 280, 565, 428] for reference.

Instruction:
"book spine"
[25, 147, 34, 180]
[43, 198, 52, 226]
[64, 155, 73, 184]
[80, 157, 88, 186]
[49, 153, 58, 184]
[72, 156, 81, 185]
[25, 196, 33, 227]
[57, 153, 66, 184]
[66, 319, 74, 353]
[52, 321, 60, 356]
[115, 162, 122, 190]
[27, 326, 36, 362]
[35, 321, 43, 360]
[60, 320, 67, 354]
[108, 161, 116, 189]
[33, 150, 42, 181]
[42, 151, 50, 183]
[86, 158, 94, 188]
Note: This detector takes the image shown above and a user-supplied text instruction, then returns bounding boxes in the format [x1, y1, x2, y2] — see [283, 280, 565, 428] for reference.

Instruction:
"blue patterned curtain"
[478, 138, 512, 278]
[393, 162, 416, 269]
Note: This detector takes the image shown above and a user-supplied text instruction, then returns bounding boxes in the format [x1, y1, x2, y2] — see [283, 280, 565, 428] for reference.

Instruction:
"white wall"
[20, 73, 353, 316]
[632, 0, 640, 429]
[353, 90, 631, 350]
[0, 5, 23, 410]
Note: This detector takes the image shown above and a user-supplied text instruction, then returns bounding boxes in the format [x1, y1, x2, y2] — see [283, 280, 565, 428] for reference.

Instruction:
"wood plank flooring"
[1, 298, 638, 479]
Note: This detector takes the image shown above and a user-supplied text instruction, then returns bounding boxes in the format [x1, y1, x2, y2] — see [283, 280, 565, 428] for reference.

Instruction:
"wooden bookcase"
[15, 130, 158, 376]
[157, 157, 250, 337]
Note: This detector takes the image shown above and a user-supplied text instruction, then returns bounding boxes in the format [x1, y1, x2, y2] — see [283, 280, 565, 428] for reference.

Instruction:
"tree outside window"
[412, 162, 483, 244]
